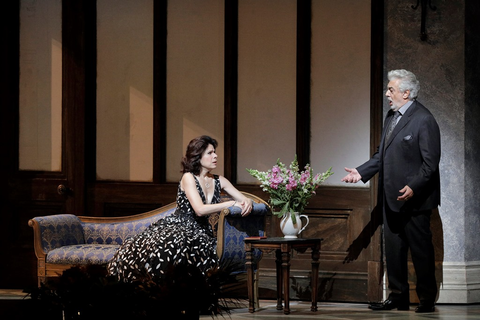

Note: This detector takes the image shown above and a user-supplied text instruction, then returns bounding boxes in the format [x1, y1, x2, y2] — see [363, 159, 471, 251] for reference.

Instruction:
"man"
[342, 69, 440, 313]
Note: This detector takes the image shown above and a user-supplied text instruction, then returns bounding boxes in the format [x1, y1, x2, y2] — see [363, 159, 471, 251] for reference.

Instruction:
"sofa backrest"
[82, 207, 177, 245]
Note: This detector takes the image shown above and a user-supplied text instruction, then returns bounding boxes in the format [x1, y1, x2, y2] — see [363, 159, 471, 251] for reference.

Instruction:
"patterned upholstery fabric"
[220, 203, 267, 274]
[31, 194, 267, 281]
[33, 214, 85, 253]
[82, 208, 176, 245]
[34, 209, 176, 265]
[46, 244, 120, 265]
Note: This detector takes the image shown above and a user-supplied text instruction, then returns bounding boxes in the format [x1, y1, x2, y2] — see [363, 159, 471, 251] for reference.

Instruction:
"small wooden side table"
[244, 237, 322, 315]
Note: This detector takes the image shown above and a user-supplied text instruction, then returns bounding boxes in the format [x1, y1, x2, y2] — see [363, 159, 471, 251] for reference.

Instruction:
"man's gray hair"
[388, 69, 420, 100]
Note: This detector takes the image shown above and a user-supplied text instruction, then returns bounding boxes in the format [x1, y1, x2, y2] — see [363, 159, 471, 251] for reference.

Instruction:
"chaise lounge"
[28, 191, 269, 287]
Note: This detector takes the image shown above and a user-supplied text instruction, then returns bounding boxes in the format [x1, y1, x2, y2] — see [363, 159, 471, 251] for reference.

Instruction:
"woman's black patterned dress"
[107, 173, 220, 282]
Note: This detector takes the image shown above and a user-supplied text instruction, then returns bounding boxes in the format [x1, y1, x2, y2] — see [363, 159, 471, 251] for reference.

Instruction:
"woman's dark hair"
[181, 135, 218, 175]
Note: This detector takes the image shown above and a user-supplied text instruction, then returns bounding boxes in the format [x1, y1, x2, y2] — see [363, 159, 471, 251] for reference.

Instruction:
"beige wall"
[19, 0, 62, 171]
[19, 0, 371, 186]
[311, 0, 371, 186]
[237, 0, 297, 183]
[96, 0, 154, 181]
[166, 0, 226, 181]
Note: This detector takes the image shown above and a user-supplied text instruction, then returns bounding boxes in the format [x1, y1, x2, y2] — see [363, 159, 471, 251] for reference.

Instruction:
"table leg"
[311, 243, 320, 312]
[281, 246, 291, 315]
[245, 243, 255, 313]
[275, 249, 283, 310]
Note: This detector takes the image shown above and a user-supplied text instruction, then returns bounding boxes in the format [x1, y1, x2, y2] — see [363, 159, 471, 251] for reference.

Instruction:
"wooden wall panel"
[237, 185, 379, 302]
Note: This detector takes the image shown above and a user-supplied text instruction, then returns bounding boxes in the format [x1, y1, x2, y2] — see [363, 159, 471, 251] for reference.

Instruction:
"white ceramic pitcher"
[280, 212, 310, 238]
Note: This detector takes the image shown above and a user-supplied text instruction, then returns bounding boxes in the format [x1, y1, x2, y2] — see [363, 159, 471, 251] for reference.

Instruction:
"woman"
[107, 135, 253, 282]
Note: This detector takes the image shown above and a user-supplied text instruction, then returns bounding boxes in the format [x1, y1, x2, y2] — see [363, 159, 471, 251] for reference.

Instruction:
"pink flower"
[268, 166, 284, 189]
[300, 171, 310, 184]
[285, 171, 297, 191]
[272, 166, 281, 174]
[247, 156, 332, 217]
[268, 175, 279, 189]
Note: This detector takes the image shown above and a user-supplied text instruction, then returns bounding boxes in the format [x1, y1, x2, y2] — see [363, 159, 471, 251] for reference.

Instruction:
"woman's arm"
[180, 173, 236, 217]
[219, 176, 253, 217]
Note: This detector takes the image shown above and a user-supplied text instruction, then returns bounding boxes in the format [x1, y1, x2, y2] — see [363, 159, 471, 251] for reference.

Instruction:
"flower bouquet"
[247, 156, 333, 224]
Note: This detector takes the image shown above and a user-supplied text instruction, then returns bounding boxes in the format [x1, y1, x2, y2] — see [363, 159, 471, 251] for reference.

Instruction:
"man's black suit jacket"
[356, 100, 441, 213]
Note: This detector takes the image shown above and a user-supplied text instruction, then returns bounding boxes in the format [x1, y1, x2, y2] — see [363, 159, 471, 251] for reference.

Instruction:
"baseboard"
[437, 261, 480, 304]
[381, 261, 480, 304]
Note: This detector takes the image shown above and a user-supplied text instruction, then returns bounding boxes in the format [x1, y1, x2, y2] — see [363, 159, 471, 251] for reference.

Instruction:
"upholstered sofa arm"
[28, 214, 86, 258]
[217, 195, 269, 272]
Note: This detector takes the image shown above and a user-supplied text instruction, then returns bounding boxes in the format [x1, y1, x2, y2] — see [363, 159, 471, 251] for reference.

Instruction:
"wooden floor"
[208, 300, 480, 320]
[204, 300, 480, 319]
[0, 289, 31, 320]
[2, 289, 480, 320]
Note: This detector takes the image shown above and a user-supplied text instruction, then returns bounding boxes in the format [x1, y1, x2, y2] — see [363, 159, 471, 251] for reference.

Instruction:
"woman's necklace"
[198, 174, 211, 188]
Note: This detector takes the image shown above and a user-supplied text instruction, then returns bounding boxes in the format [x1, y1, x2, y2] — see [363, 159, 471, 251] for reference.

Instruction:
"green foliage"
[247, 155, 333, 224]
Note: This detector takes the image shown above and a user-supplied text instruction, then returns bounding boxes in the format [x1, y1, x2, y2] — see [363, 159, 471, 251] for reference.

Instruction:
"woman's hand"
[219, 175, 254, 217]
[236, 198, 253, 217]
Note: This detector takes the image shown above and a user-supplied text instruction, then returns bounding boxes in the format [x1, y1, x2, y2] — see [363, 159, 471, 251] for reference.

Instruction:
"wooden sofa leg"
[37, 259, 46, 287]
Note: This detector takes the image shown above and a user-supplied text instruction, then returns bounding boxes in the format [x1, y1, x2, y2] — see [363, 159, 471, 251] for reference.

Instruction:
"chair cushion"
[46, 244, 120, 265]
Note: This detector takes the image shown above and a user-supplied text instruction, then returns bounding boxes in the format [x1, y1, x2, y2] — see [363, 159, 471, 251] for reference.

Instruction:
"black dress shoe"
[369, 299, 409, 311]
[415, 303, 435, 313]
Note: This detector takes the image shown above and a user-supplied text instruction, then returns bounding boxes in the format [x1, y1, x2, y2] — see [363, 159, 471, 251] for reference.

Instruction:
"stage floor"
[2, 289, 479, 319]
[202, 299, 480, 319]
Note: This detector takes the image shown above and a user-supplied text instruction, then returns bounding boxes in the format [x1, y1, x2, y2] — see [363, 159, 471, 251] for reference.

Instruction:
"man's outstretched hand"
[341, 167, 362, 184]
